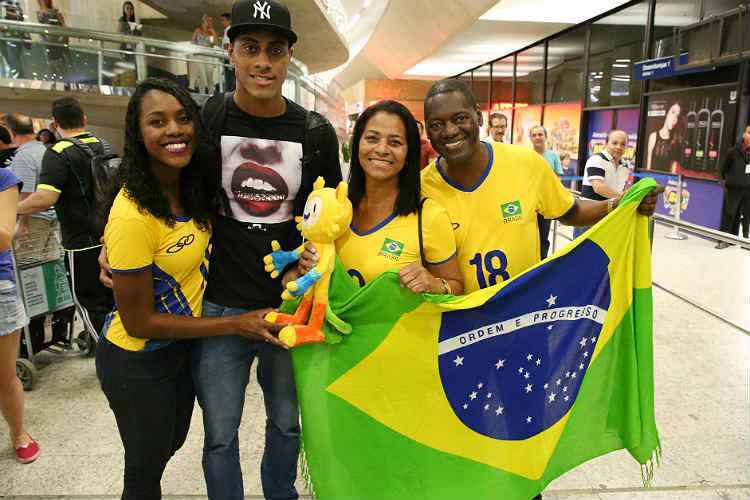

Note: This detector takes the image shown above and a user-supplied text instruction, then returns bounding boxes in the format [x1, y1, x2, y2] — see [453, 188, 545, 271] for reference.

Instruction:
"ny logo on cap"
[253, 0, 271, 20]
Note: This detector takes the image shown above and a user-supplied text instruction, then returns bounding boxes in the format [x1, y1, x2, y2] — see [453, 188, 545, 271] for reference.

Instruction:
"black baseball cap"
[227, 0, 298, 45]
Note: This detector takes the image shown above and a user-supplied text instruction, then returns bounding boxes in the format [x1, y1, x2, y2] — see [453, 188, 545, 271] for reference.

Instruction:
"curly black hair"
[103, 78, 219, 230]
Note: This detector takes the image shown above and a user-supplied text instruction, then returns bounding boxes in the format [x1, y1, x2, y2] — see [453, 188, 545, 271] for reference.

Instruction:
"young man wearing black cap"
[194, 1, 341, 498]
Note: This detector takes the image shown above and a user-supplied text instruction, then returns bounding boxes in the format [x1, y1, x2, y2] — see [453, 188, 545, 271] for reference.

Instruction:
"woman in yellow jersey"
[96, 79, 284, 500]
[336, 100, 464, 295]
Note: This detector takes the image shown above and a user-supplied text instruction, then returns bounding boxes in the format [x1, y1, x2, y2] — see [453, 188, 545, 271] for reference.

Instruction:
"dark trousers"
[538, 215, 551, 259]
[720, 187, 750, 238]
[66, 247, 114, 335]
[96, 337, 195, 500]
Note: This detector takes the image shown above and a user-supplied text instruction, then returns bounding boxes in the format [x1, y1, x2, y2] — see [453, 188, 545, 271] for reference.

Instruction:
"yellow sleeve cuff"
[37, 184, 62, 194]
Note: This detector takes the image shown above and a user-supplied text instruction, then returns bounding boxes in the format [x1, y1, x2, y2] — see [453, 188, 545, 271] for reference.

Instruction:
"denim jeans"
[193, 300, 300, 500]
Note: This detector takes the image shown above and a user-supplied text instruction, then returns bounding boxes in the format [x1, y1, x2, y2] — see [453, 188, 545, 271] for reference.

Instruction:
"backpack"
[66, 137, 121, 238]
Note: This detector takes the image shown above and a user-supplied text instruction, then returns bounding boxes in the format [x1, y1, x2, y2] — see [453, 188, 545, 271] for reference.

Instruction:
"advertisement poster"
[585, 107, 640, 168]
[615, 107, 640, 167]
[638, 172, 723, 229]
[643, 86, 738, 180]
[543, 102, 582, 173]
[512, 105, 542, 148]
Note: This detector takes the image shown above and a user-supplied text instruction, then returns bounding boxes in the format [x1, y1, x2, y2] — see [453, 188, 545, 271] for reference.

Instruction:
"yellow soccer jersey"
[336, 198, 456, 287]
[421, 141, 574, 293]
[103, 190, 212, 351]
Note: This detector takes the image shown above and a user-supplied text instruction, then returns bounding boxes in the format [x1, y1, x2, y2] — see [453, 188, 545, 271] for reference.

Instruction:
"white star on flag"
[524, 372, 530, 380]
[495, 406, 504, 416]
[592, 336, 597, 342]
[518, 367, 524, 374]
[564, 395, 570, 402]
[548, 393, 557, 403]
[525, 384, 533, 393]
[477, 383, 484, 389]
[547, 325, 554, 331]
[544, 383, 549, 389]
[536, 358, 541, 366]
[571, 372, 577, 379]
[583, 351, 589, 358]
[563, 386, 568, 392]
[495, 359, 505, 369]
[556, 379, 562, 385]
[546, 295, 557, 307]
[526, 416, 533, 423]
[453, 355, 464, 366]
[470, 391, 478, 400]
[484, 404, 490, 411]
[579, 363, 585, 370]
[487, 393, 492, 398]
[579, 337, 588, 348]
[526, 353, 533, 361]
[463, 403, 468, 409]
[565, 371, 571, 378]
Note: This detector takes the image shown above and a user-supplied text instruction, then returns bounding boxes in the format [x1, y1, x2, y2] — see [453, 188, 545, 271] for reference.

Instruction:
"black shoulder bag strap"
[418, 197, 427, 266]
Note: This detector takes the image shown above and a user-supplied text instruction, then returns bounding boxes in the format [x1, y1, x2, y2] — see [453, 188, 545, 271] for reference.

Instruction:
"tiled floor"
[1, 224, 748, 499]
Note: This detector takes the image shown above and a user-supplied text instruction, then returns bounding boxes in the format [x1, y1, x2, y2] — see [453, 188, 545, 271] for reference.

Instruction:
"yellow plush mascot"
[263, 177, 353, 347]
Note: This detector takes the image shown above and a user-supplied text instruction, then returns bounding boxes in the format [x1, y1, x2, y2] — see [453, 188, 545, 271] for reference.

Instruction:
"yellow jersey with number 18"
[421, 141, 574, 294]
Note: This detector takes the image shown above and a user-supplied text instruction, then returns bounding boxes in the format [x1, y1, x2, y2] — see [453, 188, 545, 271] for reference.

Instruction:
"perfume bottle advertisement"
[643, 86, 738, 180]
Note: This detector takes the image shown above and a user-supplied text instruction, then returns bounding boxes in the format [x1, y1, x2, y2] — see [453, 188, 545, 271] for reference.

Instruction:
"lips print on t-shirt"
[220, 137, 302, 223]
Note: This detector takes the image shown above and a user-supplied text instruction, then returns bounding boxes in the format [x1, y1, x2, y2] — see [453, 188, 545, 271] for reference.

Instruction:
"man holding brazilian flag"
[287, 80, 663, 499]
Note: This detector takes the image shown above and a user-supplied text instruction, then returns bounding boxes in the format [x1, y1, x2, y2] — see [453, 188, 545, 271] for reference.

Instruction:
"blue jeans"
[193, 300, 300, 500]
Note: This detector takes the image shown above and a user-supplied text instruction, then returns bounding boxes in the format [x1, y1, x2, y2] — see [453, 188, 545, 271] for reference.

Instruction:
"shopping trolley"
[12, 218, 97, 390]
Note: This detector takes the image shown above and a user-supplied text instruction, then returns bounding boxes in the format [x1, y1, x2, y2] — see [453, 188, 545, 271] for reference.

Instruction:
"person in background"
[646, 100, 682, 173]
[0, 125, 17, 168]
[36, 128, 55, 147]
[417, 120, 436, 169]
[118, 1, 142, 60]
[36, 0, 69, 81]
[220, 12, 235, 92]
[97, 77, 283, 500]
[336, 100, 463, 295]
[529, 125, 562, 259]
[190, 14, 218, 94]
[559, 151, 573, 188]
[7, 113, 56, 240]
[0, 165, 39, 464]
[17, 97, 114, 339]
[716, 123, 750, 249]
[488, 112, 508, 144]
[574, 129, 631, 238]
[0, 0, 29, 79]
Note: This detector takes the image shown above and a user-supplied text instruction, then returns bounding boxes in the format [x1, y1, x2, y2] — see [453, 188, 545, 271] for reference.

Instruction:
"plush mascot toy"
[263, 177, 353, 348]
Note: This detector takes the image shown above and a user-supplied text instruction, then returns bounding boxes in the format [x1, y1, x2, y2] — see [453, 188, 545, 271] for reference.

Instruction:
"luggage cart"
[12, 219, 96, 391]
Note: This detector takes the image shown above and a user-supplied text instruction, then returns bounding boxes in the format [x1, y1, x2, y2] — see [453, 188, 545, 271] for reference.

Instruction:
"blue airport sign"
[634, 53, 712, 81]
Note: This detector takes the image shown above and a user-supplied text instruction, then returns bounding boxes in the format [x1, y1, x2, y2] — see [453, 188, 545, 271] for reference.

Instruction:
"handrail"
[0, 19, 225, 58]
[652, 213, 750, 249]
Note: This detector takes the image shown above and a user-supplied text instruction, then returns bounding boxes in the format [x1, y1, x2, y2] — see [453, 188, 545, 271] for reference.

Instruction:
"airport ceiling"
[140, 0, 708, 85]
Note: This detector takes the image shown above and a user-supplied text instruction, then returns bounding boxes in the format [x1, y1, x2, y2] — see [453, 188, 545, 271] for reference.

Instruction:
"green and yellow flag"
[289, 179, 660, 499]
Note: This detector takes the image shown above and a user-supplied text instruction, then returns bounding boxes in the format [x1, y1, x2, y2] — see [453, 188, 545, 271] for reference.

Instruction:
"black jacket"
[200, 92, 342, 216]
[720, 143, 750, 189]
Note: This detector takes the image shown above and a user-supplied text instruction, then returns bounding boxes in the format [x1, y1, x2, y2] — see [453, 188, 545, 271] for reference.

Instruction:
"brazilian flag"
[289, 179, 660, 499]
